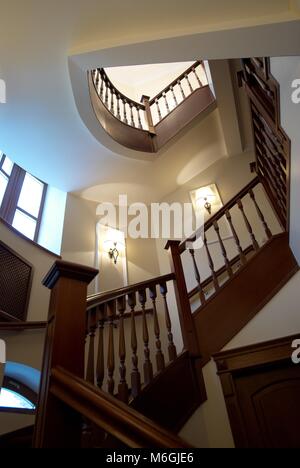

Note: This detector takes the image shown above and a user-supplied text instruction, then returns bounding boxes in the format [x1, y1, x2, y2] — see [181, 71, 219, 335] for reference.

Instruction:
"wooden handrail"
[0, 321, 47, 331]
[51, 366, 191, 448]
[98, 68, 146, 110]
[86, 273, 175, 310]
[149, 61, 202, 105]
[180, 176, 260, 253]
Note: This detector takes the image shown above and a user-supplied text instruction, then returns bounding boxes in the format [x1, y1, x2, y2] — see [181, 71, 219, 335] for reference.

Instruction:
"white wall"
[270, 56, 300, 263]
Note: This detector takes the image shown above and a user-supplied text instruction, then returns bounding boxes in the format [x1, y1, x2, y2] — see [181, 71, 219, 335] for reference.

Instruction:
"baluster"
[213, 220, 233, 278]
[128, 292, 141, 398]
[116, 94, 121, 120]
[96, 304, 105, 389]
[160, 282, 177, 362]
[177, 79, 185, 100]
[192, 66, 203, 87]
[123, 100, 128, 124]
[138, 289, 153, 385]
[170, 85, 178, 107]
[107, 300, 115, 395]
[129, 103, 135, 127]
[99, 74, 104, 100]
[110, 88, 115, 114]
[249, 189, 272, 240]
[105, 82, 109, 107]
[203, 234, 220, 292]
[155, 98, 162, 121]
[189, 249, 206, 304]
[237, 199, 260, 251]
[117, 296, 129, 403]
[94, 70, 100, 89]
[225, 210, 247, 266]
[86, 307, 97, 385]
[185, 73, 193, 93]
[137, 107, 143, 129]
[149, 285, 165, 372]
[163, 92, 170, 114]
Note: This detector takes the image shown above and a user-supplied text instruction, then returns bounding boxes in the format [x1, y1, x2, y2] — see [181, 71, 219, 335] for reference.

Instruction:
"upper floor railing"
[89, 61, 215, 153]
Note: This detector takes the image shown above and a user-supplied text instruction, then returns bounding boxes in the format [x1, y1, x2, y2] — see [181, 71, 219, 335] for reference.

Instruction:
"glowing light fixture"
[190, 184, 222, 216]
[102, 228, 125, 265]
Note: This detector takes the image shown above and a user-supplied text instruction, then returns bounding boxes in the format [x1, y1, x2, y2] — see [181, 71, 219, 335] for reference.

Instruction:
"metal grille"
[0, 241, 32, 321]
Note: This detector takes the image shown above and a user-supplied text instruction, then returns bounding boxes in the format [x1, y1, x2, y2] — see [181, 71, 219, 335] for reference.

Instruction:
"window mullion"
[0, 165, 26, 224]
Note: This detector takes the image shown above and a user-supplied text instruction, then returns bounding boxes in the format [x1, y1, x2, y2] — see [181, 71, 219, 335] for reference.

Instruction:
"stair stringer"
[129, 351, 205, 433]
[193, 232, 299, 363]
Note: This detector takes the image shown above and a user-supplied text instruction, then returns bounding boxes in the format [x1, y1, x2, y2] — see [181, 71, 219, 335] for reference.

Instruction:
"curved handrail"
[89, 60, 213, 152]
[97, 68, 146, 111]
[51, 366, 191, 448]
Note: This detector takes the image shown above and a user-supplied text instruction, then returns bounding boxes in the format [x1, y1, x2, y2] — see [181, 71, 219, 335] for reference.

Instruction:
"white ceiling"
[0, 0, 299, 204]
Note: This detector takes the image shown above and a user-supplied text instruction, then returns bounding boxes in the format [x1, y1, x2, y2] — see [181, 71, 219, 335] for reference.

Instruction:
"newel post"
[141, 95, 156, 135]
[165, 241, 200, 358]
[33, 261, 98, 448]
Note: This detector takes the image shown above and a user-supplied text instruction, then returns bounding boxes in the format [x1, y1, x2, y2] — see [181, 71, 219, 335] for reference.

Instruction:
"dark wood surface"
[130, 351, 204, 433]
[214, 334, 300, 448]
[193, 233, 298, 362]
[50, 366, 191, 448]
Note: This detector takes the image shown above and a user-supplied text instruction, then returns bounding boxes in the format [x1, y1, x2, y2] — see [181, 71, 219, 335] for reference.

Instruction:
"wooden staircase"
[1, 58, 298, 448]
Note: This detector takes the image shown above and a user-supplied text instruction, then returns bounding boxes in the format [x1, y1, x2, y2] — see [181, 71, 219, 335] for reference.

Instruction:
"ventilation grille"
[0, 241, 32, 321]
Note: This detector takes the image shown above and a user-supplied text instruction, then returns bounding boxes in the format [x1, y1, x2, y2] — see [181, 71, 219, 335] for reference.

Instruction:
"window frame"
[0, 155, 47, 242]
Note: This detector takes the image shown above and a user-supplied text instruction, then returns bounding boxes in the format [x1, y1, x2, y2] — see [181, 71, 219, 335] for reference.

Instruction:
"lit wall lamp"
[190, 184, 222, 217]
[103, 238, 125, 265]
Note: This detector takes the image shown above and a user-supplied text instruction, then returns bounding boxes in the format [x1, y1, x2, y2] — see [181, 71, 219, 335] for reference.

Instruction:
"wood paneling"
[214, 334, 300, 448]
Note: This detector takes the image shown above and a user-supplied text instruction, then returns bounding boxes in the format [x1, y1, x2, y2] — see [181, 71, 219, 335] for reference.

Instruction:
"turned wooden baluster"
[149, 285, 165, 372]
[107, 300, 116, 395]
[86, 307, 97, 385]
[110, 88, 115, 114]
[105, 82, 109, 107]
[189, 249, 206, 304]
[138, 289, 153, 385]
[237, 199, 260, 251]
[225, 210, 247, 266]
[129, 103, 135, 127]
[170, 85, 178, 106]
[123, 100, 128, 125]
[155, 98, 162, 121]
[99, 74, 104, 100]
[128, 292, 141, 398]
[96, 304, 105, 389]
[137, 107, 143, 129]
[163, 92, 170, 114]
[95, 70, 100, 90]
[203, 234, 220, 292]
[249, 189, 272, 240]
[117, 296, 129, 403]
[192, 65, 203, 87]
[185, 73, 193, 93]
[177, 79, 185, 100]
[116, 94, 121, 120]
[160, 282, 177, 362]
[213, 220, 233, 278]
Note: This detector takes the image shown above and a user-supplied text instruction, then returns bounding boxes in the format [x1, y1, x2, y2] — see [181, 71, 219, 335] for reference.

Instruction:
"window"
[0, 152, 47, 241]
[0, 388, 35, 411]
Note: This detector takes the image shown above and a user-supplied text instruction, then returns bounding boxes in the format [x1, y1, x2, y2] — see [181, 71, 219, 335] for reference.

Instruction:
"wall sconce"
[103, 238, 125, 265]
[190, 184, 222, 217]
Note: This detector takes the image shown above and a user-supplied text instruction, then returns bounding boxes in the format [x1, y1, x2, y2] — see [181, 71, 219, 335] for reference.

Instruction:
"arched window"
[0, 362, 40, 414]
